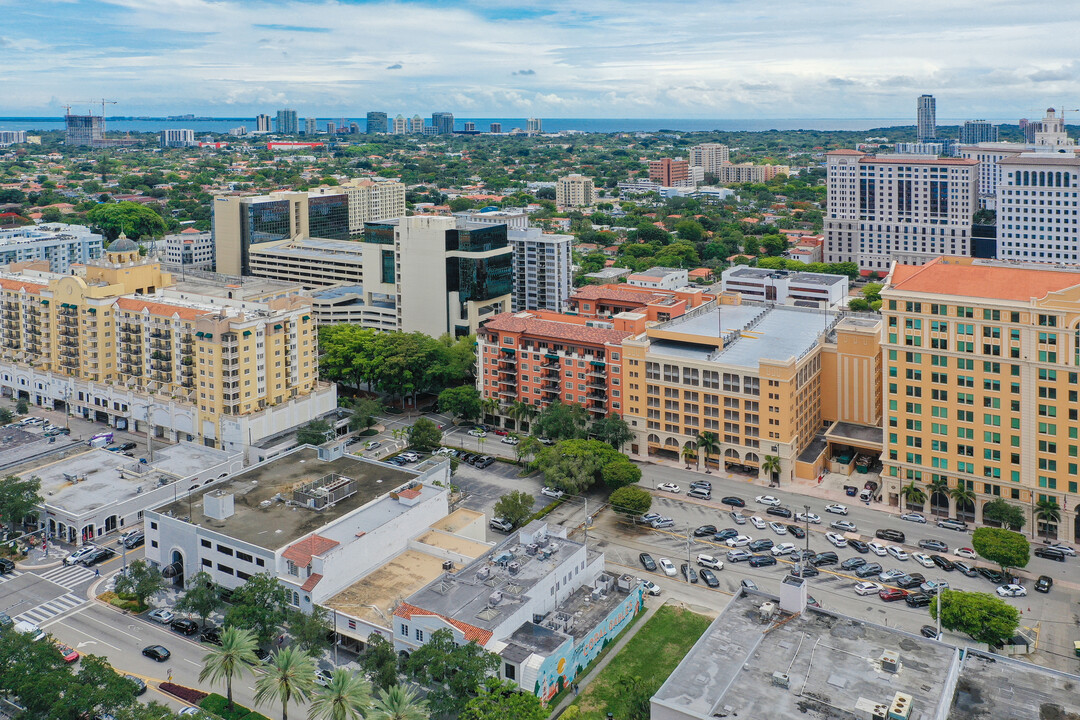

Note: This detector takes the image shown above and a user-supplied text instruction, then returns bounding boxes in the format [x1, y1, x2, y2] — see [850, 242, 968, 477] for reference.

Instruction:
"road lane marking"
[80, 611, 143, 640]
[184, 658, 200, 667]
[52, 621, 123, 651]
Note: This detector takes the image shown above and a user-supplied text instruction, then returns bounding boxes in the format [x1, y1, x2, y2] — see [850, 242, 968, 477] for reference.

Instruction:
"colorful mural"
[532, 585, 646, 700]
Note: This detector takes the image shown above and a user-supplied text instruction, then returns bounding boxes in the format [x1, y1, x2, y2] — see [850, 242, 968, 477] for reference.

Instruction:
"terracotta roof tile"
[393, 602, 494, 645]
[0, 278, 46, 294]
[281, 534, 340, 566]
[115, 297, 213, 322]
[482, 312, 632, 345]
[300, 573, 323, 592]
[397, 488, 421, 499]
[890, 258, 1080, 302]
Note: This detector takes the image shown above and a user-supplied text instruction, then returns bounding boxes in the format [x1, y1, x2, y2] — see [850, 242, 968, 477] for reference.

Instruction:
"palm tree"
[695, 432, 720, 475]
[899, 481, 926, 513]
[308, 668, 372, 720]
[926, 477, 950, 515]
[254, 646, 317, 720]
[761, 455, 782, 487]
[368, 685, 429, 720]
[519, 402, 539, 433]
[481, 397, 501, 426]
[681, 445, 696, 470]
[949, 484, 976, 520]
[1034, 497, 1062, 538]
[199, 626, 259, 713]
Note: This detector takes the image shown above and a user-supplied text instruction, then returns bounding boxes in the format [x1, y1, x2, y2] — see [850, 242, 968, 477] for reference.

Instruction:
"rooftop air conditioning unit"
[888, 692, 912, 720]
[880, 650, 899, 673]
[771, 672, 789, 688]
[488, 591, 503, 606]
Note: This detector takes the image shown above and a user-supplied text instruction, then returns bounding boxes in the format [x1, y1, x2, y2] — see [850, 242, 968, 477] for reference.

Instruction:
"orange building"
[648, 158, 689, 186]
[567, 283, 713, 322]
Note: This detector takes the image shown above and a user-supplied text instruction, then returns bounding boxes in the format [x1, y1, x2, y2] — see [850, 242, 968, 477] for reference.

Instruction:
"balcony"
[586, 379, 607, 390]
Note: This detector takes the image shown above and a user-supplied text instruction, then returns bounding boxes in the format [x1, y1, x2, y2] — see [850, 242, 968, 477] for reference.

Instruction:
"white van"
[13, 620, 45, 642]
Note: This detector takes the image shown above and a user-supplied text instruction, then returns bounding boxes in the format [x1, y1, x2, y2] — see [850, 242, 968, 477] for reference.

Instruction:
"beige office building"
[716, 162, 791, 184]
[556, 174, 595, 208]
[689, 143, 730, 175]
[337, 179, 406, 235]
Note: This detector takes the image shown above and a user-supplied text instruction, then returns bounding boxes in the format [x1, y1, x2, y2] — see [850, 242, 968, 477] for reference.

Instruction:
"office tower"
[431, 111, 454, 134]
[160, 228, 215, 269]
[526, 117, 542, 134]
[881, 257, 1080, 541]
[306, 188, 350, 240]
[326, 122, 336, 134]
[824, 150, 977, 273]
[917, 94, 936, 142]
[689, 143, 730, 176]
[366, 111, 388, 134]
[508, 228, 572, 312]
[275, 109, 298, 134]
[256, 114, 271, 132]
[339, 179, 406, 234]
[1019, 118, 1035, 143]
[0, 131, 27, 147]
[305, 117, 318, 134]
[464, 121, 476, 132]
[392, 114, 408, 134]
[159, 129, 195, 148]
[716, 163, 790, 183]
[959, 120, 998, 144]
[490, 122, 502, 134]
[555, 174, 596, 207]
[648, 158, 690, 186]
[410, 114, 424, 134]
[349, 122, 359, 134]
[996, 151, 1080, 262]
[64, 114, 102, 146]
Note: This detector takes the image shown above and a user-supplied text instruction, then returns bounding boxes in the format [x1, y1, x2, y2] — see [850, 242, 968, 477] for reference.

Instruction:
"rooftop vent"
[771, 672, 789, 688]
[488, 591, 503, 606]
[204, 491, 235, 520]
[880, 650, 900, 673]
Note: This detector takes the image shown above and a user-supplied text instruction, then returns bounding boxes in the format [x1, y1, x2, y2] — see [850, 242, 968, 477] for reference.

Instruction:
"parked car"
[875, 528, 905, 543]
[1044, 543, 1076, 556]
[314, 669, 335, 688]
[920, 625, 941, 639]
[726, 549, 752, 563]
[693, 524, 718, 537]
[1035, 575, 1053, 593]
[699, 568, 720, 588]
[953, 561, 978, 577]
[640, 579, 662, 596]
[697, 554, 723, 570]
[886, 546, 909, 561]
[489, 518, 513, 533]
[766, 506, 793, 519]
[124, 675, 147, 695]
[848, 539, 869, 554]
[867, 542, 888, 556]
[56, 643, 80, 663]
[795, 512, 822, 524]
[501, 436, 519, 445]
[1034, 547, 1067, 562]
[920, 580, 949, 595]
[854, 562, 883, 579]
[657, 483, 681, 493]
[680, 563, 699, 583]
[830, 520, 857, 533]
[146, 609, 175, 624]
[364, 440, 381, 451]
[748, 539, 774, 553]
[755, 495, 782, 506]
[0, 558, 15, 574]
[929, 555, 955, 572]
[900, 512, 927, 523]
[810, 551, 838, 567]
[791, 562, 819, 578]
[142, 645, 171, 662]
[537, 437, 555, 445]
[467, 428, 487, 437]
[854, 581, 883, 596]
[690, 480, 712, 491]
[918, 539, 949, 553]
[768, 522, 788, 536]
[122, 531, 145, 549]
[771, 543, 797, 557]
[937, 518, 969, 531]
[399, 451, 419, 462]
[651, 517, 674, 529]
[476, 456, 497, 468]
[977, 568, 1005, 584]
[840, 557, 866, 571]
[878, 569, 906, 583]
[740, 579, 758, 590]
[541, 486, 564, 499]
[825, 532, 848, 548]
[200, 627, 222, 645]
[658, 558, 677, 576]
[721, 496, 745, 508]
[896, 573, 926, 590]
[687, 488, 712, 501]
[824, 504, 848, 515]
[786, 524, 806, 539]
[996, 584, 1027, 598]
[913, 553, 935, 568]
[730, 512, 747, 525]
[713, 528, 739, 541]
[725, 535, 753, 547]
[640, 512, 662, 524]
[170, 618, 200, 636]
[749, 516, 767, 530]
[955, 547, 976, 558]
[905, 592, 932, 608]
[878, 588, 907, 602]
[749, 554, 777, 567]
[64, 544, 98, 565]
[639, 553, 657, 572]
[82, 548, 117, 566]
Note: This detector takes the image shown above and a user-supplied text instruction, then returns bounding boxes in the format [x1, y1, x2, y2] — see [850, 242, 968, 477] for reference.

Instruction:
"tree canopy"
[493, 491, 535, 528]
[0, 473, 42, 532]
[407, 418, 443, 450]
[971, 527, 1029, 571]
[225, 572, 290, 645]
[537, 439, 640, 494]
[929, 590, 1020, 647]
[86, 201, 167, 240]
[609, 485, 652, 517]
[533, 400, 589, 441]
[981, 498, 1026, 532]
[438, 386, 482, 422]
[460, 678, 547, 720]
[403, 629, 499, 716]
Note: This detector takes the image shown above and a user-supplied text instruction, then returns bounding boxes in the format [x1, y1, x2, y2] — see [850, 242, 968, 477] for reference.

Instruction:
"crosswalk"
[38, 564, 96, 590]
[13, 592, 84, 625]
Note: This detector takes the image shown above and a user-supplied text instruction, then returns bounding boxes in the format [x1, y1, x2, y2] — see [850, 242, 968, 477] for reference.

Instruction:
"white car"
[824, 504, 848, 516]
[399, 451, 419, 462]
[901, 512, 927, 523]
[749, 516, 767, 530]
[657, 483, 681, 494]
[65, 544, 98, 565]
[467, 429, 487, 438]
[697, 554, 723, 570]
[146, 608, 175, 624]
[726, 535, 753, 547]
[886, 546, 909, 561]
[913, 553, 935, 568]
[540, 487, 564, 499]
[854, 581, 883, 596]
[868, 542, 888, 556]
[1045, 543, 1077, 556]
[830, 520, 857, 533]
[658, 558, 677, 576]
[771, 543, 797, 557]
[435, 447, 453, 455]
[825, 532, 848, 548]
[955, 547, 976, 558]
[795, 512, 822, 525]
[639, 578, 662, 596]
[501, 436, 519, 445]
[996, 584, 1027, 598]
[755, 495, 782, 506]
[365, 440, 381, 450]
[769, 522, 788, 536]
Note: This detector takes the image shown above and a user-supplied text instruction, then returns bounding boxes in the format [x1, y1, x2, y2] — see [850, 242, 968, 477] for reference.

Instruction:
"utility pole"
[583, 498, 589, 546]
[935, 586, 941, 639]
[802, 504, 811, 575]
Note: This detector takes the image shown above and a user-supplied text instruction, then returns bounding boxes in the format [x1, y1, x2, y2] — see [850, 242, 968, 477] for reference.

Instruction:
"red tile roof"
[115, 298, 212, 322]
[300, 573, 323, 592]
[281, 534, 340, 566]
[0, 278, 45, 294]
[826, 149, 865, 156]
[394, 602, 494, 645]
[397, 488, 421, 500]
[890, 258, 1080, 302]
[482, 312, 632, 345]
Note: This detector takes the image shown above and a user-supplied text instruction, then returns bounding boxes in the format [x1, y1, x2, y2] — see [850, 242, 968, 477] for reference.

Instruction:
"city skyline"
[2, 1, 1080, 118]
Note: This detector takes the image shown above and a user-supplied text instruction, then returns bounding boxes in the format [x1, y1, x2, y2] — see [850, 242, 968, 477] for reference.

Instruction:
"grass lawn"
[570, 604, 712, 720]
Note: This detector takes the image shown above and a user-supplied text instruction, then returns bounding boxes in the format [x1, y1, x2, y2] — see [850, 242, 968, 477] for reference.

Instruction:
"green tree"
[848, 298, 870, 312]
[534, 400, 589, 441]
[438, 386, 482, 422]
[45, 654, 142, 720]
[899, 481, 927, 512]
[225, 572, 290, 646]
[950, 484, 976, 517]
[981, 498, 1026, 531]
[602, 455, 642, 488]
[358, 633, 399, 691]
[536, 439, 614, 494]
[403, 629, 499, 717]
[610, 485, 652, 517]
[371, 332, 443, 405]
[286, 605, 331, 656]
[493, 491, 535, 528]
[681, 444, 697, 470]
[634, 223, 670, 245]
[15, 398, 27, 415]
[308, 668, 372, 720]
[347, 397, 383, 432]
[694, 432, 720, 474]
[517, 435, 542, 469]
[861, 282, 884, 304]
[113, 559, 165, 608]
[86, 201, 167, 241]
[674, 219, 705, 243]
[929, 590, 1020, 647]
[971, 527, 1029, 573]
[174, 571, 221, 628]
[0, 408, 12, 424]
[761, 455, 782, 485]
[407, 418, 443, 450]
[759, 234, 787, 257]
[297, 420, 334, 446]
[615, 674, 653, 720]
[460, 678, 546, 720]
[253, 646, 317, 720]
[319, 325, 378, 390]
[590, 413, 633, 451]
[0, 473, 42, 533]
[1034, 497, 1061, 537]
[368, 684, 429, 720]
[199, 626, 259, 713]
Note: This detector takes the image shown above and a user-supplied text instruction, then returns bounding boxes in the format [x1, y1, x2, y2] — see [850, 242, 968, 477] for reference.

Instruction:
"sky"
[2, 0, 1080, 119]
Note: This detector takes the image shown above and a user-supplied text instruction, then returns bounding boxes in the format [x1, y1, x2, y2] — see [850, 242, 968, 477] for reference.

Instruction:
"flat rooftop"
[653, 590, 959, 720]
[155, 448, 418, 550]
[0, 427, 65, 470]
[951, 649, 1080, 720]
[250, 237, 364, 261]
[171, 274, 303, 301]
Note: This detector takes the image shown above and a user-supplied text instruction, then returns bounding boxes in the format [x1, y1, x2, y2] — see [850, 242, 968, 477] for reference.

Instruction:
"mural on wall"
[532, 585, 645, 700]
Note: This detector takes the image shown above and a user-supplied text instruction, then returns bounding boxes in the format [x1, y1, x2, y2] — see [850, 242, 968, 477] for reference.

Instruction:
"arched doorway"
[930, 492, 950, 517]
[956, 498, 976, 523]
[104, 515, 118, 534]
[81, 523, 95, 543]
[1073, 512, 1080, 543]
[162, 549, 185, 587]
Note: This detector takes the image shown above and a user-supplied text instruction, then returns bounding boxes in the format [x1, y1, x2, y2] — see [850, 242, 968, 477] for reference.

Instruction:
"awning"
[590, 360, 606, 367]
[302, 315, 310, 321]
[274, 324, 282, 330]
[545, 353, 560, 359]
[243, 330, 252, 337]
[195, 331, 205, 337]
[500, 347, 515, 354]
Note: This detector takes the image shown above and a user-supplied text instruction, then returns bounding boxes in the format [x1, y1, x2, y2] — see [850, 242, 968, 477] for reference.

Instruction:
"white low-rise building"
[721, 266, 848, 307]
[0, 224, 103, 273]
[627, 267, 689, 290]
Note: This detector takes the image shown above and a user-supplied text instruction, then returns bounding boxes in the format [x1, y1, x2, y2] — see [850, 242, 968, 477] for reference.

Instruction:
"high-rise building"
[337, 179, 406, 234]
[555, 174, 596, 207]
[64, 114, 102, 146]
[410, 115, 424, 134]
[649, 158, 690, 186]
[959, 120, 998, 144]
[366, 111, 388, 134]
[0, 223, 103, 272]
[349, 122, 360, 134]
[996, 151, 1080, 263]
[490, 122, 502, 134]
[526, 117, 542, 134]
[256, 114, 271, 132]
[689, 143, 730, 176]
[917, 94, 937, 142]
[463, 121, 476, 132]
[159, 129, 196, 148]
[326, 122, 336, 135]
[508, 228, 573, 313]
[160, 228, 215, 269]
[431, 112, 454, 134]
[275, 109, 298, 134]
[0, 131, 27, 147]
[881, 257, 1080, 542]
[824, 150, 977, 273]
[392, 114, 408, 134]
[716, 162, 790, 184]
[305, 117, 318, 135]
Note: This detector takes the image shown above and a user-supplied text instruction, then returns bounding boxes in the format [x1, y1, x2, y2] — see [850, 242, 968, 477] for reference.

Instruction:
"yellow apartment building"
[882, 257, 1080, 542]
[0, 237, 335, 454]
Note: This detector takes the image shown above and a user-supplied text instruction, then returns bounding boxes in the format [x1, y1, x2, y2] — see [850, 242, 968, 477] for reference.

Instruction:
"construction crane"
[67, 99, 118, 135]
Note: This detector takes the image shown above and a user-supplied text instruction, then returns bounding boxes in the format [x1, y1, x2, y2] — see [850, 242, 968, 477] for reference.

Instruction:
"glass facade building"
[308, 194, 349, 240]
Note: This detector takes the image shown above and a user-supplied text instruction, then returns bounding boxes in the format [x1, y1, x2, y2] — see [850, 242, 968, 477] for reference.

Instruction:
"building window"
[201, 539, 211, 548]
[415, 629, 424, 642]
[505, 663, 516, 681]
[400, 624, 409, 637]
[217, 563, 234, 575]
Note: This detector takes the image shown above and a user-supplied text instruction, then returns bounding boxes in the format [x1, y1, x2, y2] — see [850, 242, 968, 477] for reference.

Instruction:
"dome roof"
[109, 234, 138, 252]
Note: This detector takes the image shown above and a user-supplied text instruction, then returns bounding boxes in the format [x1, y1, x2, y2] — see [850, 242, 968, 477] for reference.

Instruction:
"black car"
[699, 568, 720, 588]
[693, 525, 718, 537]
[721, 496, 745, 508]
[791, 563, 819, 578]
[855, 562, 883, 578]
[785, 525, 806, 539]
[794, 548, 817, 562]
[766, 506, 793, 518]
[253, 648, 271, 663]
[875, 528, 905, 543]
[639, 553, 657, 572]
[124, 675, 147, 696]
[201, 627, 222, 645]
[142, 645, 170, 662]
[748, 554, 777, 567]
[748, 539, 774, 553]
[123, 532, 145, 549]
[714, 528, 739, 541]
[905, 593, 932, 608]
[930, 555, 955, 572]
[920, 625, 940, 639]
[840, 557, 867, 571]
[1034, 575, 1053, 593]
[847, 539, 869, 554]
[0, 557, 15, 574]
[810, 551, 838, 567]
[896, 573, 926, 590]
[1034, 547, 1067, 562]
[680, 564, 699, 583]
[976, 567, 1005, 584]
[461, 453, 477, 464]
[81, 547, 116, 566]
[170, 618, 200, 636]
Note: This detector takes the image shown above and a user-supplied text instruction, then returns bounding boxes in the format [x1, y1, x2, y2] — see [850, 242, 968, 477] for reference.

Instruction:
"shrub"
[201, 694, 251, 720]
[359, 428, 379, 436]
[160, 682, 209, 705]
